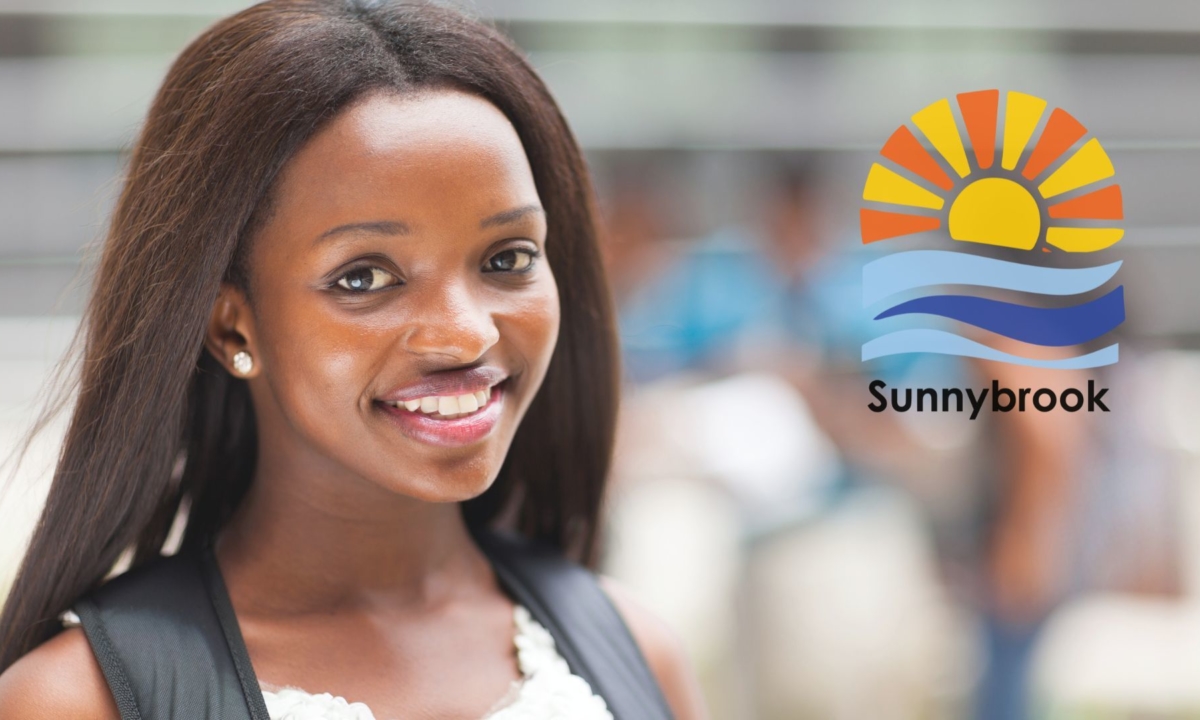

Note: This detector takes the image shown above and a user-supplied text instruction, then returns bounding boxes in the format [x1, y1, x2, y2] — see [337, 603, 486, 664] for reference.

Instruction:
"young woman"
[0, 2, 707, 718]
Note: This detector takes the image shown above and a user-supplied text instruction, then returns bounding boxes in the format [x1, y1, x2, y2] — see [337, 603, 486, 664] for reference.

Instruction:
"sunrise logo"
[859, 89, 1125, 370]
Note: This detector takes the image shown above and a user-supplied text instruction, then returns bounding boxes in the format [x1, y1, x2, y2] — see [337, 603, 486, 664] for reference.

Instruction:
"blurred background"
[3, 1, 1200, 718]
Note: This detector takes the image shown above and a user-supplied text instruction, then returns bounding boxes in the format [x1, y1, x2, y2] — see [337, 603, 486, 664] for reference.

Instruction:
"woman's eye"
[485, 249, 537, 273]
[335, 266, 398, 292]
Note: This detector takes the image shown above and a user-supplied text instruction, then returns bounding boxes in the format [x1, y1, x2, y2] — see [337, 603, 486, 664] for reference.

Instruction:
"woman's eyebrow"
[314, 220, 410, 246]
[479, 204, 544, 229]
[313, 205, 543, 246]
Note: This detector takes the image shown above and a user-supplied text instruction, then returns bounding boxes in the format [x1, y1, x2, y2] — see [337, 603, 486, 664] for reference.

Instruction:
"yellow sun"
[949, 177, 1039, 250]
[859, 90, 1124, 253]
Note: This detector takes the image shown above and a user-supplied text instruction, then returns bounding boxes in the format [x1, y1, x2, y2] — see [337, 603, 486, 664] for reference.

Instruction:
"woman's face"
[210, 88, 558, 504]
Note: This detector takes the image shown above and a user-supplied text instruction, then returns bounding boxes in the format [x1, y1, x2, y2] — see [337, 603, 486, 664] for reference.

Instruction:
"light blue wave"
[863, 251, 1122, 307]
[861, 329, 1119, 369]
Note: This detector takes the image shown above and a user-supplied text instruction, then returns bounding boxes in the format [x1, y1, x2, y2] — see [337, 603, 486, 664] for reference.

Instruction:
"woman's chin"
[381, 476, 496, 505]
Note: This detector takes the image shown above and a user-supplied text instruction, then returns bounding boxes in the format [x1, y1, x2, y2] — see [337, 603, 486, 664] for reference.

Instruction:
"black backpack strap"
[73, 549, 269, 720]
[75, 530, 673, 720]
[472, 527, 675, 720]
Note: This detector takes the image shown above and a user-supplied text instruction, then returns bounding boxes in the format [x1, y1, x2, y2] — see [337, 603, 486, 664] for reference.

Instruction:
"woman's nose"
[399, 279, 500, 362]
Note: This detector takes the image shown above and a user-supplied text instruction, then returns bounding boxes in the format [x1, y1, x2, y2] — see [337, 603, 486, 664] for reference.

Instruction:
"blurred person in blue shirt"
[614, 158, 965, 481]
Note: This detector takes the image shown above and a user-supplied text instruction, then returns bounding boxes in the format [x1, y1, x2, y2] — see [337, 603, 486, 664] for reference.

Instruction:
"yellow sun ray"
[1001, 91, 1047, 171]
[911, 99, 971, 178]
[1045, 227, 1124, 252]
[862, 163, 945, 209]
[1037, 138, 1115, 199]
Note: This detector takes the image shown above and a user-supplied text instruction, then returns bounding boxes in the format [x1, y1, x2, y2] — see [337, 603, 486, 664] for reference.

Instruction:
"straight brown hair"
[0, 0, 619, 672]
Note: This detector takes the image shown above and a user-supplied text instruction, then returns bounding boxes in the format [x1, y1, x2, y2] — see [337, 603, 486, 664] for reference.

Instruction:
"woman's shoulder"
[0, 553, 199, 720]
[598, 575, 709, 720]
[0, 627, 119, 720]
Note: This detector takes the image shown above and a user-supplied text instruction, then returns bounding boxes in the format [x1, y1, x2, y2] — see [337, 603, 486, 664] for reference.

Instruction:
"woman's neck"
[212, 459, 492, 618]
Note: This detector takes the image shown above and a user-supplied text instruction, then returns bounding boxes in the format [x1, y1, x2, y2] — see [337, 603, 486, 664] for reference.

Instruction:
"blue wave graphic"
[862, 330, 1119, 369]
[874, 286, 1124, 346]
[862, 251, 1122, 307]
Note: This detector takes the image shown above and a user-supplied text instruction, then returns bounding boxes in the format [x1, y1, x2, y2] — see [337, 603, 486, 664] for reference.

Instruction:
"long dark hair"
[0, 0, 619, 671]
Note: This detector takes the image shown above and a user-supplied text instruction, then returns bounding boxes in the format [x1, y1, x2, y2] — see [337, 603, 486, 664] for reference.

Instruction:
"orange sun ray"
[860, 208, 941, 243]
[880, 126, 955, 191]
[1022, 108, 1087, 180]
[957, 89, 998, 170]
[1047, 184, 1124, 220]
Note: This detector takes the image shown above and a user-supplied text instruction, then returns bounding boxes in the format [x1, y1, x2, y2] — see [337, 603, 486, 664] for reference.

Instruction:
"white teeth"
[388, 384, 499, 417]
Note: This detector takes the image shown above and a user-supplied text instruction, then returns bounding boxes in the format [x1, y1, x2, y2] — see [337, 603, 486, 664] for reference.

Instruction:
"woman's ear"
[204, 282, 260, 379]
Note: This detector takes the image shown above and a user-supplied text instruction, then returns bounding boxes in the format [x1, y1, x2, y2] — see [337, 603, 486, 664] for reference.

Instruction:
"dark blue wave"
[873, 286, 1125, 347]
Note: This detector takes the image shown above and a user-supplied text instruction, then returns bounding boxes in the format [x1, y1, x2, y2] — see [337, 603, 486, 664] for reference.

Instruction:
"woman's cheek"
[528, 287, 561, 403]
[542, 291, 562, 362]
[517, 279, 561, 374]
[271, 305, 374, 426]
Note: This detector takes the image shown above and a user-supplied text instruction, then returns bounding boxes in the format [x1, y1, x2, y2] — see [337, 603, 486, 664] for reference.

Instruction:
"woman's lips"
[375, 382, 505, 448]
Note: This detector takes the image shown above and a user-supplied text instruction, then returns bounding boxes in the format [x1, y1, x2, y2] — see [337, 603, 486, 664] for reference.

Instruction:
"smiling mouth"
[380, 384, 497, 419]
[373, 380, 507, 448]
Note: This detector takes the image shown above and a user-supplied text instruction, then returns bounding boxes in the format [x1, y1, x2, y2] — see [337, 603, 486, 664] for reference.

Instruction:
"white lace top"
[258, 604, 613, 720]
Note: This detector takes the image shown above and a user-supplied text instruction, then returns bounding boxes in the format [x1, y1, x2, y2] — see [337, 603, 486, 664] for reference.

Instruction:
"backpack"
[73, 527, 674, 720]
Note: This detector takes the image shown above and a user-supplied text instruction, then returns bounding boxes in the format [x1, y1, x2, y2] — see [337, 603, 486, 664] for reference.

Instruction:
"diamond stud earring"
[232, 350, 254, 376]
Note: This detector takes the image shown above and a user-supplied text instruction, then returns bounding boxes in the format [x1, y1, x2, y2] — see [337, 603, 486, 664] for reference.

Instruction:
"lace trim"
[260, 604, 613, 720]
